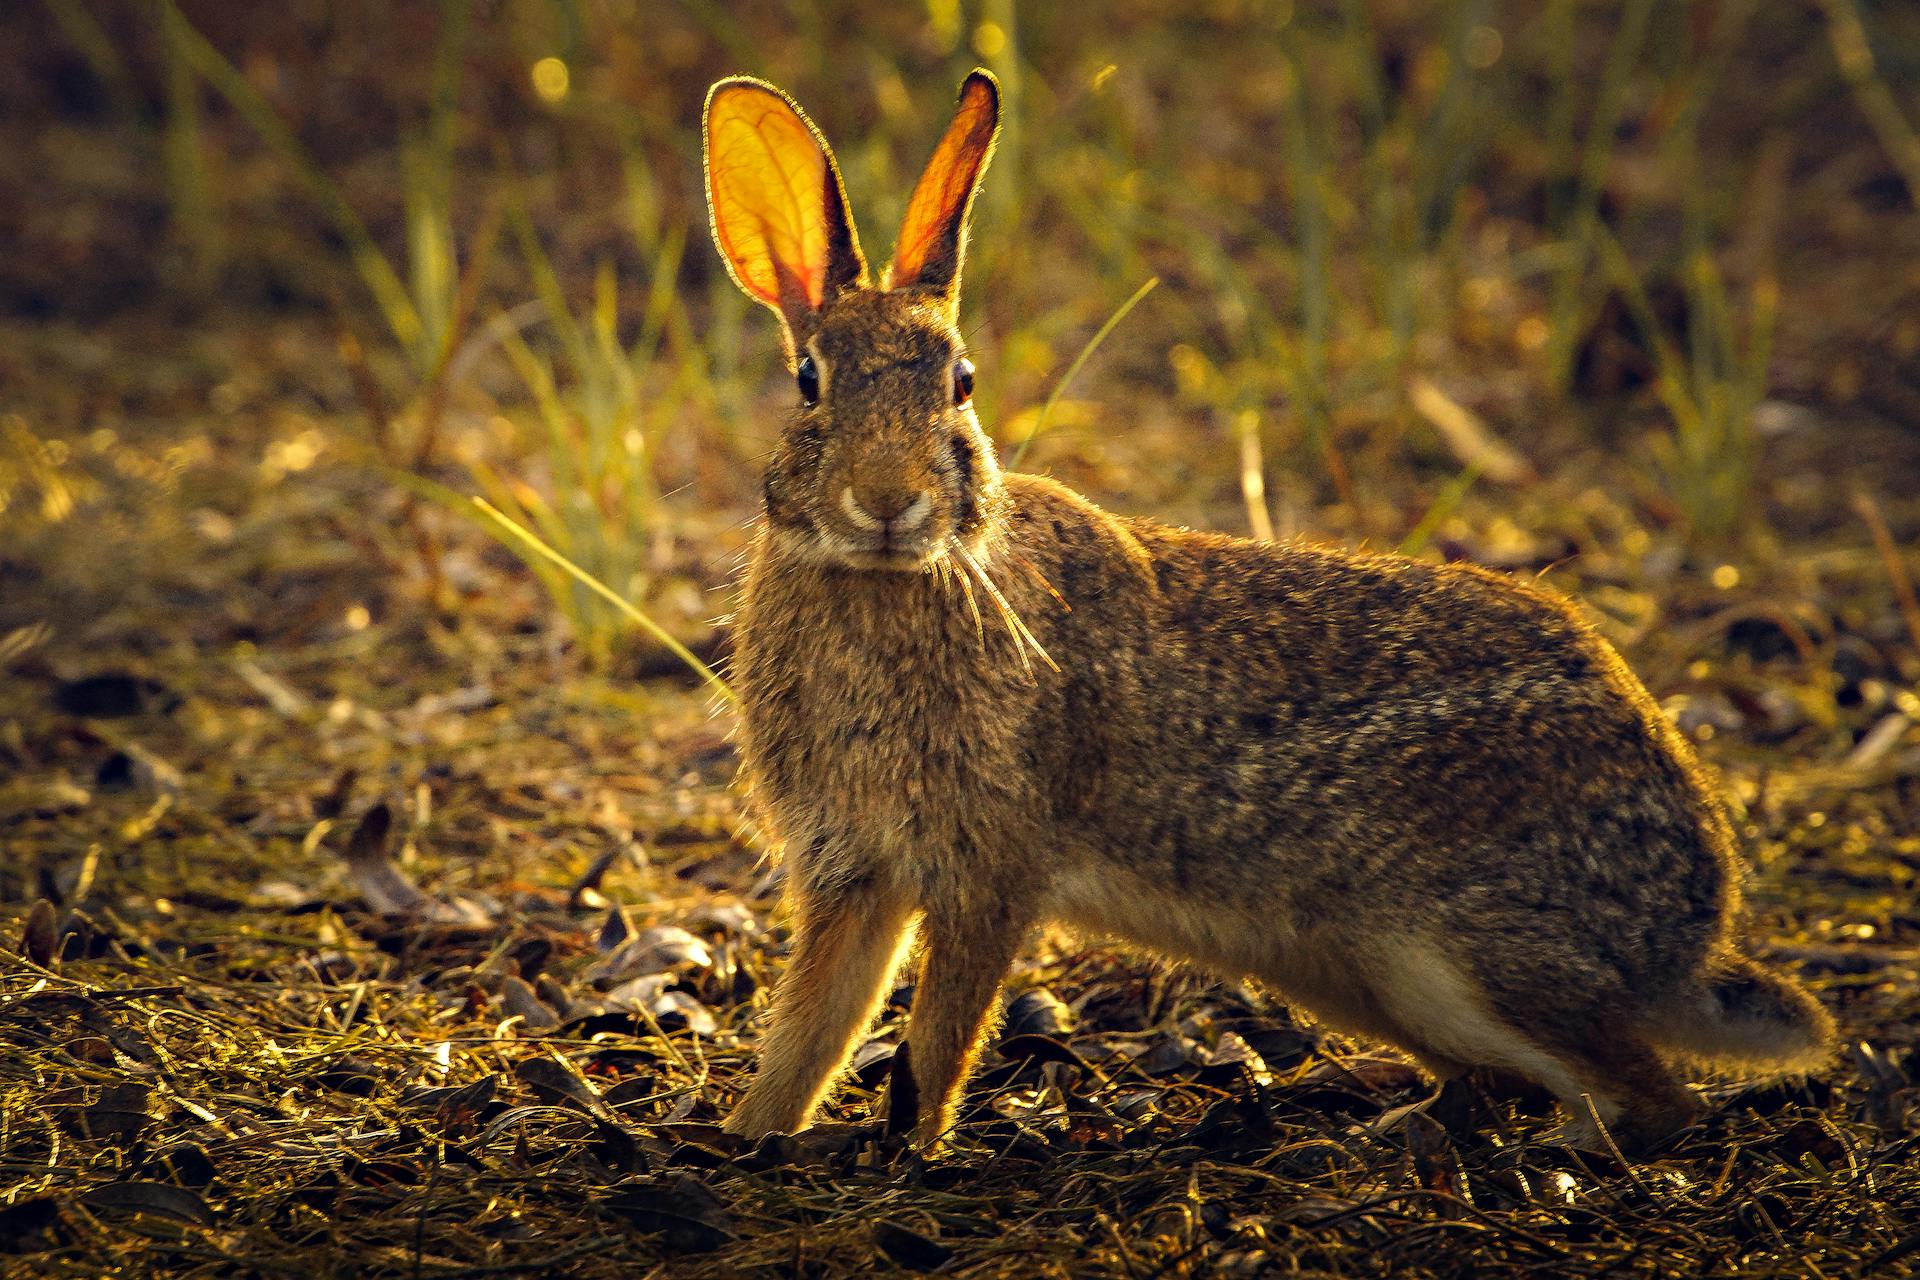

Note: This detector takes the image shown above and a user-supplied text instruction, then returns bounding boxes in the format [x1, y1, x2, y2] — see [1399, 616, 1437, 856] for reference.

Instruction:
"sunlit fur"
[709, 75, 1833, 1160]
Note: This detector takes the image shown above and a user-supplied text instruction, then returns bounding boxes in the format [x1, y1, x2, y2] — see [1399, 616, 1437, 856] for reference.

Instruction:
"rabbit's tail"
[1649, 954, 1834, 1074]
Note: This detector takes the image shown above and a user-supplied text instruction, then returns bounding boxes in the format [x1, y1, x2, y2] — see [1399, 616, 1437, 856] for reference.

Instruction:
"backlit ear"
[887, 70, 999, 309]
[704, 77, 868, 346]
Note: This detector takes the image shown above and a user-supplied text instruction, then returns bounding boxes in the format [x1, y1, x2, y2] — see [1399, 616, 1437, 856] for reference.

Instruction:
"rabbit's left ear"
[888, 70, 1000, 310]
[705, 77, 868, 346]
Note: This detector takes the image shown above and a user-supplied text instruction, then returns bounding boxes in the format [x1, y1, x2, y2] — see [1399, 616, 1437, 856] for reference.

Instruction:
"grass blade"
[1009, 276, 1159, 469]
[159, 0, 420, 350]
[471, 499, 735, 706]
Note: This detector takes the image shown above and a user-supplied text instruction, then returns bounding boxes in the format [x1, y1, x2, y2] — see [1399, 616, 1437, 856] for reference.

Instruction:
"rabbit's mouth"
[818, 528, 947, 572]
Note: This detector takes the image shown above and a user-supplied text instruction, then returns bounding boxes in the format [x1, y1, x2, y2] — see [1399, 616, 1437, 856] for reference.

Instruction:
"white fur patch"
[1370, 937, 1608, 1118]
[841, 487, 934, 532]
[840, 486, 882, 530]
[894, 490, 933, 530]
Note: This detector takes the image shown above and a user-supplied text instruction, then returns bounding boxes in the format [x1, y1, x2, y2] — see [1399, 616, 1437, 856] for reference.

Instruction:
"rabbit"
[700, 68, 1833, 1158]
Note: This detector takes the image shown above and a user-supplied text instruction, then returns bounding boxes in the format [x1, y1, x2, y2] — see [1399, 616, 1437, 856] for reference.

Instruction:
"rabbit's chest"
[737, 608, 1021, 851]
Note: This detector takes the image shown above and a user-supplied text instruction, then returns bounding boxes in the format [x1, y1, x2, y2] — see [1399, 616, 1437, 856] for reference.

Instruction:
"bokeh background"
[3, 2, 1920, 1276]
[5, 2, 1920, 647]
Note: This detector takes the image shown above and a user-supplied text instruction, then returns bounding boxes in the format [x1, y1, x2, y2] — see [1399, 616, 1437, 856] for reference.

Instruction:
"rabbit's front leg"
[724, 872, 917, 1141]
[893, 902, 1033, 1147]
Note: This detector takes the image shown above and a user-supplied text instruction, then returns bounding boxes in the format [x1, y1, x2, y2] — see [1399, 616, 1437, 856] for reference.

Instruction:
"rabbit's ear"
[705, 77, 868, 344]
[888, 70, 999, 310]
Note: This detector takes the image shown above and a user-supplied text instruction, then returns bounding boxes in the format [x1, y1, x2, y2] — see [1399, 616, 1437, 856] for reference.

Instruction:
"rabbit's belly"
[1045, 861, 1300, 978]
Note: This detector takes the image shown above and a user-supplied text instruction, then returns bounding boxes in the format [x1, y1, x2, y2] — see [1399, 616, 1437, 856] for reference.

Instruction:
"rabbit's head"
[704, 72, 1005, 571]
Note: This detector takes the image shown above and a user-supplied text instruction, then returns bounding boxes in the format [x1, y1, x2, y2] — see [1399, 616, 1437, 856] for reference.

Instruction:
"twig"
[1236, 411, 1275, 542]
[471, 498, 736, 704]
[413, 1236, 624, 1277]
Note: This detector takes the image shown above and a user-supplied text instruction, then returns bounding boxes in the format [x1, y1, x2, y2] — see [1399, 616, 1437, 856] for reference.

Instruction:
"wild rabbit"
[701, 69, 1832, 1157]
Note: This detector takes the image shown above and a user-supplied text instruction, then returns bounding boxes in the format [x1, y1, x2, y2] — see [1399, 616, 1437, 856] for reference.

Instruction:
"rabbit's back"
[997, 481, 1739, 1008]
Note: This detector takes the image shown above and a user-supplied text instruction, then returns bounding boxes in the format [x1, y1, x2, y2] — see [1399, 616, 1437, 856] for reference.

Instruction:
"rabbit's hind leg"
[1527, 1026, 1704, 1157]
[1368, 936, 1702, 1155]
[1366, 937, 1591, 1102]
[1360, 937, 1674, 1151]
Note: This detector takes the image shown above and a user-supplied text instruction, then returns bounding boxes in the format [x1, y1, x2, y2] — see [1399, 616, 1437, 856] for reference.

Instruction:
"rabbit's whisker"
[1008, 549, 1072, 613]
[955, 541, 1060, 678]
[947, 541, 987, 645]
[967, 545, 1059, 675]
[969, 565, 1035, 679]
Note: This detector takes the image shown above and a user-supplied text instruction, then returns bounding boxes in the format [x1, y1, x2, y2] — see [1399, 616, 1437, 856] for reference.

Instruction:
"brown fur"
[704, 70, 1834, 1157]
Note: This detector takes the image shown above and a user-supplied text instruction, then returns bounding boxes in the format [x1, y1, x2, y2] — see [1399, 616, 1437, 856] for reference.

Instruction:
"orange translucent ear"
[889, 71, 1000, 303]
[704, 78, 866, 334]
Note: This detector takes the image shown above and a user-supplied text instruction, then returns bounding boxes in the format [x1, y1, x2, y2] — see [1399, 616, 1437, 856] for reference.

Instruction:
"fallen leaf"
[514, 1057, 611, 1118]
[501, 976, 560, 1029]
[651, 991, 716, 1036]
[603, 973, 675, 1011]
[339, 803, 426, 914]
[53, 673, 170, 717]
[73, 1082, 154, 1141]
[629, 926, 714, 972]
[152, 1143, 216, 1189]
[604, 1174, 734, 1254]
[0, 1197, 61, 1254]
[19, 898, 56, 967]
[873, 1219, 954, 1271]
[94, 743, 182, 795]
[595, 905, 632, 952]
[1002, 988, 1073, 1039]
[77, 1181, 212, 1227]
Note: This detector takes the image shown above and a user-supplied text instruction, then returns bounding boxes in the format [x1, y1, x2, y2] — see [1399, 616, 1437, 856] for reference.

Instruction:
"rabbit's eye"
[951, 357, 975, 407]
[795, 355, 820, 407]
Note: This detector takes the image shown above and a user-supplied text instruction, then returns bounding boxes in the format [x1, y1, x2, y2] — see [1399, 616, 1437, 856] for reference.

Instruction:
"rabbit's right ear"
[704, 78, 868, 347]
[887, 70, 999, 312]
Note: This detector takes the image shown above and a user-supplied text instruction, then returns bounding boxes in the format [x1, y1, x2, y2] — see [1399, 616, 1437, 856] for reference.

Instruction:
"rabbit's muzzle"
[840, 485, 933, 534]
[813, 461, 952, 569]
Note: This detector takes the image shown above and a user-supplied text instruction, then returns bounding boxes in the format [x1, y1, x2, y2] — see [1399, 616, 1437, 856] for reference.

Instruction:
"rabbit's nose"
[842, 486, 932, 531]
